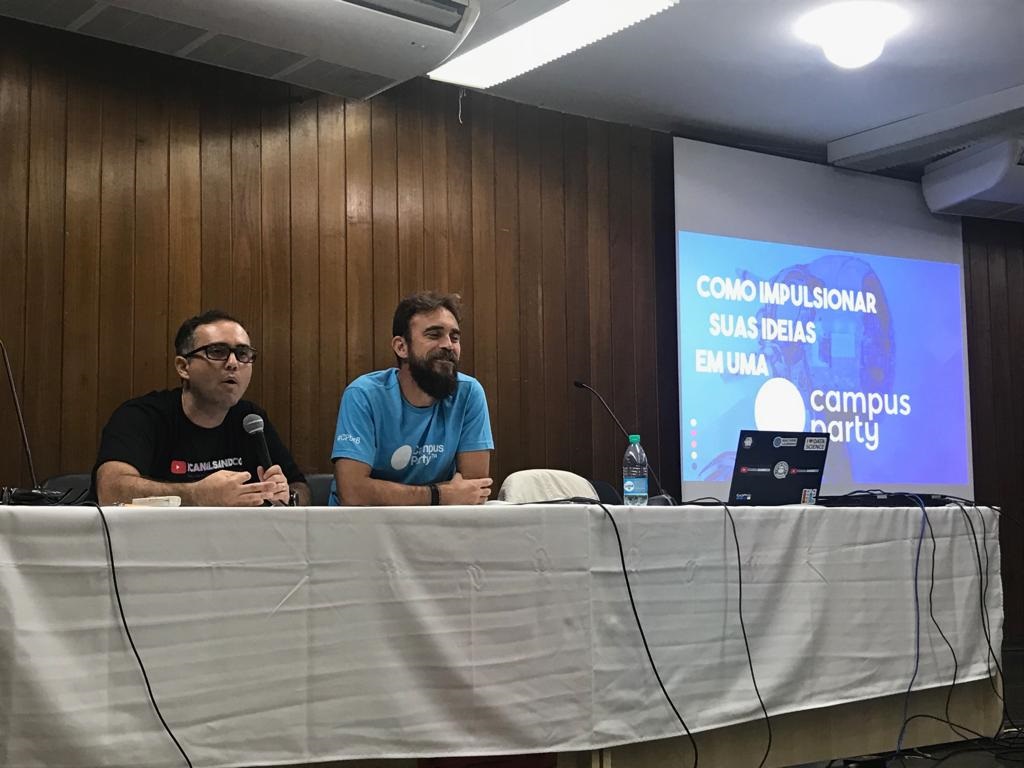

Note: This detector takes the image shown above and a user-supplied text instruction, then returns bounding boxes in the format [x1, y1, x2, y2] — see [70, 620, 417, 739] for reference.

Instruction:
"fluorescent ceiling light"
[795, 1, 910, 69]
[428, 0, 679, 89]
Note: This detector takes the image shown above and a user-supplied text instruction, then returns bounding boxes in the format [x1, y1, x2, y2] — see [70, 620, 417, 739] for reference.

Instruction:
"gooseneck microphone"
[573, 379, 676, 505]
[0, 337, 65, 504]
[241, 413, 274, 471]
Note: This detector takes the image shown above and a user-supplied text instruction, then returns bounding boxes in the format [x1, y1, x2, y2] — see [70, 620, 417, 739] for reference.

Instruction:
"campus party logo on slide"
[677, 231, 970, 487]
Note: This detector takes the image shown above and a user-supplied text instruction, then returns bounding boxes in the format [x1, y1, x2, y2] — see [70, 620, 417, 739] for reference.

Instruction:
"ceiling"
[4, 0, 1024, 175]
[477, 0, 1024, 171]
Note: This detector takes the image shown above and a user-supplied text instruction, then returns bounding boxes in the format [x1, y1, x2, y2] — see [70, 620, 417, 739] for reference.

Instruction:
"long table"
[0, 503, 1003, 768]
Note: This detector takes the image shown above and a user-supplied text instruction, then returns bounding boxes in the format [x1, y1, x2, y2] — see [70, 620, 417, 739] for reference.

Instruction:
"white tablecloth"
[0, 503, 1002, 768]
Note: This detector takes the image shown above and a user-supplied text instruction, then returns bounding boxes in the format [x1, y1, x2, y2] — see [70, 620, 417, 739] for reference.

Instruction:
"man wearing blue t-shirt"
[329, 291, 494, 506]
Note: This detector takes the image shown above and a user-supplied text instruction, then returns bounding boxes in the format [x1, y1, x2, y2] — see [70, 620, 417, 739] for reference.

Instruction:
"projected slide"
[678, 231, 969, 489]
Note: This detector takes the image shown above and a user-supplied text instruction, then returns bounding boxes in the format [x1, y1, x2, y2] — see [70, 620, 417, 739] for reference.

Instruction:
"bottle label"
[622, 477, 648, 496]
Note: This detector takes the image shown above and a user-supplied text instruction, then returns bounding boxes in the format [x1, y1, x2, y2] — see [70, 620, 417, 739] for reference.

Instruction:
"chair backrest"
[497, 469, 597, 504]
[42, 473, 91, 492]
[306, 473, 334, 506]
[41, 473, 92, 503]
[589, 479, 623, 505]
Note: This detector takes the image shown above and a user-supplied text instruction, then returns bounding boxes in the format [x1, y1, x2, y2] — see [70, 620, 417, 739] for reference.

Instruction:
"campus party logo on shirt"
[390, 444, 445, 470]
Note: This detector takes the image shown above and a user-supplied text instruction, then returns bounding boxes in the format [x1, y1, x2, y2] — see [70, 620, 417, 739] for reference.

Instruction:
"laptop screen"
[728, 430, 830, 505]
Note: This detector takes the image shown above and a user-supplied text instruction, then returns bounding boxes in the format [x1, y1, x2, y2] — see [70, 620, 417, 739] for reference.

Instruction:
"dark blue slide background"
[678, 231, 969, 488]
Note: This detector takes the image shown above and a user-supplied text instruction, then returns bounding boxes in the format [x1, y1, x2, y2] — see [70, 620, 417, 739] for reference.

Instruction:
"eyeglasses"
[183, 343, 257, 364]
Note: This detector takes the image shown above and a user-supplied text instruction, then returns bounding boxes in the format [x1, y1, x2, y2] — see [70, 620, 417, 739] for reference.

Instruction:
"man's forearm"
[97, 474, 200, 506]
[338, 476, 431, 506]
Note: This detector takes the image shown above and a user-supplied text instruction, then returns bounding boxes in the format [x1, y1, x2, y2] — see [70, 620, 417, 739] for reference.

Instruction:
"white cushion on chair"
[497, 469, 597, 504]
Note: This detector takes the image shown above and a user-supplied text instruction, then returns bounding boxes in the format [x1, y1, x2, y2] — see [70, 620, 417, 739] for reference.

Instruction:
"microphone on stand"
[0, 338, 65, 505]
[573, 379, 676, 505]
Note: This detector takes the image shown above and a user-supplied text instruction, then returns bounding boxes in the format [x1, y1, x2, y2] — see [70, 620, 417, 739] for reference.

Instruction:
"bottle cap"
[628, 434, 640, 444]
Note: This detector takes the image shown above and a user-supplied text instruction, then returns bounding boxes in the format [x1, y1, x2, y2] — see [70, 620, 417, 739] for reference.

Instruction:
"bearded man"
[329, 291, 494, 506]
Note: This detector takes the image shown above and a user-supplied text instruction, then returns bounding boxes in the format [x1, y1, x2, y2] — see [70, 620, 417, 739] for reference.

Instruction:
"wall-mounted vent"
[79, 6, 206, 54]
[0, 0, 97, 28]
[0, 0, 479, 100]
[280, 59, 395, 100]
[186, 34, 305, 78]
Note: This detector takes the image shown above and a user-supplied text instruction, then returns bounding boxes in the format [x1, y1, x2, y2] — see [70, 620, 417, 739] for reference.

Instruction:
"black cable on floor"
[87, 502, 194, 768]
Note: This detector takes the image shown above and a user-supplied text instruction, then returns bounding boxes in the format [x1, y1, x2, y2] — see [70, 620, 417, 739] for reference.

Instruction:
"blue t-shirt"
[329, 368, 494, 505]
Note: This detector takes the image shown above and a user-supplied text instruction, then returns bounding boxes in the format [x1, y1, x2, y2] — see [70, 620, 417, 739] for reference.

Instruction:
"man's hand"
[257, 464, 293, 504]
[439, 472, 492, 505]
[193, 470, 276, 507]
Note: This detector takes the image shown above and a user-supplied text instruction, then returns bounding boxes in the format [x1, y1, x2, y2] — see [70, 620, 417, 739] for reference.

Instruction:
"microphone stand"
[0, 338, 65, 504]
[573, 380, 677, 505]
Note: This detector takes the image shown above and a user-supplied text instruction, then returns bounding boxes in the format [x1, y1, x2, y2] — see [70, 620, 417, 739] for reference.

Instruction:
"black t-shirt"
[92, 389, 305, 494]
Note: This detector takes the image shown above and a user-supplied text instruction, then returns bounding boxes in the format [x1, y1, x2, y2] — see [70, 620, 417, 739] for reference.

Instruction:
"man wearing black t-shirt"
[93, 310, 310, 506]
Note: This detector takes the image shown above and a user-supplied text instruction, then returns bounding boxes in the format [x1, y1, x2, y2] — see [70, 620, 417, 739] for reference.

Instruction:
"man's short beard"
[408, 349, 459, 400]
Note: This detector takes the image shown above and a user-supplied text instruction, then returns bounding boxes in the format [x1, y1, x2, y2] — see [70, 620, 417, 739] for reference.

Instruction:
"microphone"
[0, 338, 65, 504]
[573, 379, 676, 505]
[241, 413, 274, 471]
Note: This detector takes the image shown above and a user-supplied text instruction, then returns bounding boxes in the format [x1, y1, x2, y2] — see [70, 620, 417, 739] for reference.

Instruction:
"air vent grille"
[186, 34, 305, 78]
[280, 59, 395, 99]
[79, 6, 206, 54]
[0, 0, 96, 27]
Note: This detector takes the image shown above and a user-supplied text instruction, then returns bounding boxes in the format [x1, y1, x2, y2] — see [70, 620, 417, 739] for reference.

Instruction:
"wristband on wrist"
[429, 483, 440, 506]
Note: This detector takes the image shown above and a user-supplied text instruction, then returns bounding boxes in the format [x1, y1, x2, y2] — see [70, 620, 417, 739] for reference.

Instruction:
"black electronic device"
[727, 429, 830, 506]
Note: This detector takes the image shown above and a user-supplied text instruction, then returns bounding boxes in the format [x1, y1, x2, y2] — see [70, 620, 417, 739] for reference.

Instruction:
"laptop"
[727, 430, 830, 505]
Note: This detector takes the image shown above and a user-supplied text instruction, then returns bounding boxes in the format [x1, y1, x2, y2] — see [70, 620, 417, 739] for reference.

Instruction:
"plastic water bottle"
[622, 434, 649, 506]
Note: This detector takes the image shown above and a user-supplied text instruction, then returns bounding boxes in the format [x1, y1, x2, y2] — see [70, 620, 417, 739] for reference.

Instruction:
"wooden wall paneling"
[133, 73, 171, 396]
[962, 228, 992, 494]
[22, 56, 67, 482]
[978, 223, 1017, 639]
[0, 40, 30, 486]
[446, 88, 474, 373]
[539, 110, 569, 470]
[371, 93, 399, 371]
[563, 115, 593, 479]
[421, 80, 449, 291]
[199, 75, 233, 314]
[289, 93, 321, 471]
[630, 128, 660, 484]
[470, 92, 498, 445]
[259, 84, 293, 442]
[1004, 226, 1024, 508]
[1002, 225, 1024, 640]
[60, 69, 102, 473]
[492, 98, 522, 479]
[652, 132, 680, 498]
[586, 120, 615, 486]
[167, 81, 202, 387]
[962, 220, 1012, 639]
[396, 80, 424, 299]
[96, 69, 136, 426]
[345, 100, 374, 378]
[1, 17, 677, 493]
[516, 105, 545, 467]
[229, 80, 264, 402]
[608, 125, 637, 472]
[317, 95, 347, 469]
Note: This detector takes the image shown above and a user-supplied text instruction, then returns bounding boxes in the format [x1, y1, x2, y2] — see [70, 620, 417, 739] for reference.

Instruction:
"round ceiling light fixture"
[794, 1, 910, 69]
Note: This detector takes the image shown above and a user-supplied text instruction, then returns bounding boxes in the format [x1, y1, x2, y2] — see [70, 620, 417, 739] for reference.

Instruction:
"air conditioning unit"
[0, 0, 480, 100]
[922, 139, 1024, 222]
